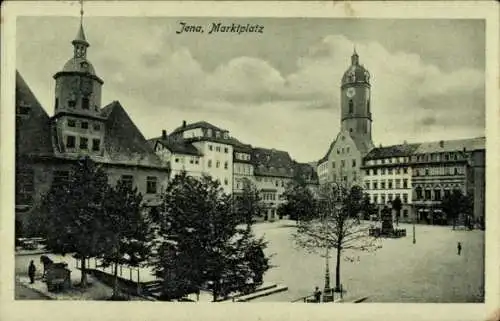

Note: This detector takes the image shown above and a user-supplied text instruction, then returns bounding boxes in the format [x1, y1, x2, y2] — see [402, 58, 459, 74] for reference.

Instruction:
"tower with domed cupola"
[340, 49, 373, 148]
[51, 8, 106, 157]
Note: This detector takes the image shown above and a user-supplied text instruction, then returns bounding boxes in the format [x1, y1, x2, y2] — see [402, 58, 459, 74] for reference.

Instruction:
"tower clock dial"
[346, 87, 356, 98]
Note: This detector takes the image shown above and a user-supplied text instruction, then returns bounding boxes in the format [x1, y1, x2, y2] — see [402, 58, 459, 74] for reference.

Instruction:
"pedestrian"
[313, 286, 322, 303]
[28, 260, 36, 284]
[457, 242, 462, 255]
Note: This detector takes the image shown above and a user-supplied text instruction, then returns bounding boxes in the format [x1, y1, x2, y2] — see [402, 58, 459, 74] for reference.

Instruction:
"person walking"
[457, 242, 462, 256]
[28, 260, 36, 284]
[313, 286, 322, 303]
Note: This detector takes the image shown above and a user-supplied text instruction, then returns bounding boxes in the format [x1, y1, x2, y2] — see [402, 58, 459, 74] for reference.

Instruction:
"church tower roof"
[342, 47, 370, 87]
[72, 23, 89, 47]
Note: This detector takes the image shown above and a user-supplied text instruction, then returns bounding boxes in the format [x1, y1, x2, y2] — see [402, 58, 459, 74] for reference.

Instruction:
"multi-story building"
[361, 143, 419, 222]
[318, 49, 375, 188]
[252, 148, 296, 221]
[15, 19, 169, 236]
[150, 121, 235, 195]
[149, 130, 204, 180]
[410, 138, 485, 224]
[232, 143, 255, 195]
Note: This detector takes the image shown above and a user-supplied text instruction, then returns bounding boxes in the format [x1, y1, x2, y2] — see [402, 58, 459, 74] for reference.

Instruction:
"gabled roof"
[414, 137, 485, 154]
[364, 143, 420, 160]
[15, 71, 55, 158]
[98, 101, 165, 168]
[148, 137, 202, 156]
[171, 121, 228, 135]
[252, 147, 295, 178]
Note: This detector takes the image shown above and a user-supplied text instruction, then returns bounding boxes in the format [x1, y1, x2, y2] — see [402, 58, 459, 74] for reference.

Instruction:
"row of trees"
[29, 158, 270, 301]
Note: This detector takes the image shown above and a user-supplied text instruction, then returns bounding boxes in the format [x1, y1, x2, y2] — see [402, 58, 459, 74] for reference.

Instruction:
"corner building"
[15, 19, 169, 236]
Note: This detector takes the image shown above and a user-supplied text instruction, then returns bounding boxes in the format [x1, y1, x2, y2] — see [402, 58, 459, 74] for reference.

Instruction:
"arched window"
[55, 98, 59, 110]
[348, 100, 354, 114]
[367, 99, 370, 113]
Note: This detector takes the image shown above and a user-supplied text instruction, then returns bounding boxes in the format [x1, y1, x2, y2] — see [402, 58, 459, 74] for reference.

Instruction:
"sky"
[16, 16, 485, 163]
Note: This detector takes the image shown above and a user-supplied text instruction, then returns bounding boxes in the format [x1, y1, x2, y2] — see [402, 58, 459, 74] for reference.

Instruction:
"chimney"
[182, 120, 187, 128]
[439, 140, 444, 148]
[162, 130, 167, 140]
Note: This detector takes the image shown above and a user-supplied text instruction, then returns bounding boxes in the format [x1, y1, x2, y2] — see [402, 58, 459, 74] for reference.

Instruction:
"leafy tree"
[294, 182, 381, 292]
[233, 178, 264, 231]
[441, 189, 473, 229]
[99, 180, 152, 299]
[151, 172, 270, 301]
[38, 157, 109, 287]
[360, 194, 377, 220]
[282, 180, 317, 224]
[344, 185, 364, 222]
[392, 196, 402, 226]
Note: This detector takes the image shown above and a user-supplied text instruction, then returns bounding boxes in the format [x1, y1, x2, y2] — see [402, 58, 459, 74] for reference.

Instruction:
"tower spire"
[351, 46, 359, 65]
[80, 0, 84, 26]
[72, 0, 89, 58]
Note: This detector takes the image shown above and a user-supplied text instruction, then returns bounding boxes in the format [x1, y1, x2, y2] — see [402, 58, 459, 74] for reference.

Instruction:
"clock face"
[346, 87, 356, 98]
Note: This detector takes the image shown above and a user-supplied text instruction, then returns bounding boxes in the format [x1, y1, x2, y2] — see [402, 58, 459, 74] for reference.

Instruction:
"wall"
[193, 141, 233, 194]
[327, 131, 363, 187]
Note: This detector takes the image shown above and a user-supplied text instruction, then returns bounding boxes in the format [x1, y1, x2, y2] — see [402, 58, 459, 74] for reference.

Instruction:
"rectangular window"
[403, 193, 408, 204]
[216, 161, 220, 168]
[373, 181, 378, 190]
[373, 195, 378, 204]
[216, 146, 221, 152]
[81, 121, 89, 129]
[209, 145, 213, 151]
[120, 175, 134, 190]
[403, 209, 408, 217]
[16, 168, 35, 205]
[224, 178, 228, 185]
[424, 189, 431, 200]
[224, 161, 228, 170]
[395, 179, 401, 189]
[434, 190, 441, 201]
[388, 194, 393, 202]
[341, 160, 345, 167]
[388, 180, 393, 189]
[395, 168, 400, 174]
[93, 124, 101, 131]
[66, 135, 76, 148]
[224, 147, 228, 153]
[365, 181, 370, 189]
[381, 194, 386, 204]
[388, 168, 393, 174]
[68, 119, 76, 127]
[208, 160, 212, 167]
[92, 138, 100, 151]
[365, 169, 369, 175]
[381, 181, 386, 189]
[381, 168, 386, 175]
[146, 176, 157, 194]
[175, 158, 180, 163]
[332, 162, 336, 169]
[352, 159, 356, 167]
[416, 188, 423, 200]
[403, 167, 408, 174]
[82, 97, 90, 110]
[79, 137, 88, 149]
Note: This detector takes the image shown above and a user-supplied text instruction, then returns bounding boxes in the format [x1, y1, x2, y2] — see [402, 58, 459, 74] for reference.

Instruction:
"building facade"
[361, 143, 418, 222]
[409, 138, 485, 224]
[15, 20, 169, 236]
[232, 143, 255, 195]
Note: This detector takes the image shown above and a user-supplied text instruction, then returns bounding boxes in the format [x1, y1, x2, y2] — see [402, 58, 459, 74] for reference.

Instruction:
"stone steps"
[233, 284, 288, 302]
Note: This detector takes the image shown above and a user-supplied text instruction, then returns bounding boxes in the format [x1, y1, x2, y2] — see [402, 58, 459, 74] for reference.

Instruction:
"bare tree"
[293, 182, 382, 293]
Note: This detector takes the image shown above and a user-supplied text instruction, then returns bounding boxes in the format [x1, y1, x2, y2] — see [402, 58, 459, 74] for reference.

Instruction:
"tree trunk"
[113, 261, 119, 297]
[335, 246, 341, 291]
[80, 257, 88, 287]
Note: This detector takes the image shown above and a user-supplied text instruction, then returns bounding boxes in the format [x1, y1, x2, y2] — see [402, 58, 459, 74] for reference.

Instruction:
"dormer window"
[216, 131, 221, 138]
[207, 129, 212, 137]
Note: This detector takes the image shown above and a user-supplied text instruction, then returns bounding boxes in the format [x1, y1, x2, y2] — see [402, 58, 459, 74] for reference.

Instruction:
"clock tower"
[50, 7, 106, 157]
[340, 49, 373, 145]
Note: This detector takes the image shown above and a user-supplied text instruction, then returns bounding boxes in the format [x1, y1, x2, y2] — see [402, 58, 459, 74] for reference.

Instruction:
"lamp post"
[412, 208, 416, 244]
